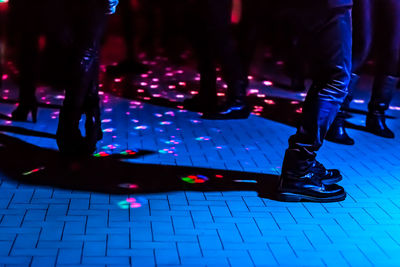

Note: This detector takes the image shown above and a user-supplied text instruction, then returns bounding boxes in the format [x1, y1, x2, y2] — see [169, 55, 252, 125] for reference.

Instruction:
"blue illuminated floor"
[1, 68, 400, 266]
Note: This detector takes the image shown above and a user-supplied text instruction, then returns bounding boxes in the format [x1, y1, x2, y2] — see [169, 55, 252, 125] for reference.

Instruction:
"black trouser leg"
[283, 8, 352, 176]
[57, 0, 107, 155]
[203, 0, 247, 102]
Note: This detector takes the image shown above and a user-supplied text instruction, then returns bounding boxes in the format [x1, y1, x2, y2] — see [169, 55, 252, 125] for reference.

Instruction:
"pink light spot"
[263, 80, 273, 86]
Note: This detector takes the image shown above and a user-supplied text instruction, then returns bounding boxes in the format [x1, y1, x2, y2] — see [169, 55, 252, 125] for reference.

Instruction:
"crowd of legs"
[3, 0, 399, 202]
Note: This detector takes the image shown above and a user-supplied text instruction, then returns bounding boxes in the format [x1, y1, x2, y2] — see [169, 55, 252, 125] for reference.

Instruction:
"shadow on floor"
[0, 133, 279, 197]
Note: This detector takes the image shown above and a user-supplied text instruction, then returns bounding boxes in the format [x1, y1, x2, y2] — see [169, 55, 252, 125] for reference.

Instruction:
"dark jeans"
[342, 0, 400, 109]
[194, 0, 247, 103]
[56, 0, 107, 153]
[7, 0, 54, 104]
[281, 7, 352, 174]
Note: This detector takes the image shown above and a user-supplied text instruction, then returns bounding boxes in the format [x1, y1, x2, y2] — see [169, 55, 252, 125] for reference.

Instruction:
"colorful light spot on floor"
[101, 144, 119, 150]
[264, 99, 275, 105]
[22, 167, 45, 176]
[215, 174, 223, 178]
[181, 175, 209, 184]
[120, 150, 137, 155]
[353, 99, 365, 104]
[164, 111, 175, 116]
[263, 81, 273, 86]
[196, 136, 211, 141]
[93, 151, 110, 157]
[389, 106, 400, 111]
[118, 183, 139, 189]
[160, 121, 172, 125]
[134, 125, 148, 130]
[102, 119, 112, 123]
[103, 128, 115, 133]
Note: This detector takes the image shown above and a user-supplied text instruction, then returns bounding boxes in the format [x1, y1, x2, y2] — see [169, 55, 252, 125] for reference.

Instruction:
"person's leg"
[10, 0, 40, 122]
[326, 0, 372, 145]
[366, 0, 400, 138]
[57, 0, 107, 156]
[274, 7, 352, 202]
[201, 0, 250, 119]
[182, 0, 218, 113]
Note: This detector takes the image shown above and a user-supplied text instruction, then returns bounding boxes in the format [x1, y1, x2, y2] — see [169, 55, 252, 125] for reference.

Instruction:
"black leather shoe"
[202, 101, 250, 120]
[274, 168, 346, 202]
[269, 160, 346, 202]
[310, 161, 342, 185]
[325, 115, 354, 145]
[275, 180, 346, 202]
[366, 112, 394, 138]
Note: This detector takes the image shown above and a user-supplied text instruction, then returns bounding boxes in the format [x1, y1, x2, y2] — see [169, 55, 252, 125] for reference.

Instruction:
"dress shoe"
[202, 100, 250, 120]
[275, 178, 346, 202]
[325, 114, 354, 145]
[366, 112, 394, 138]
[273, 161, 346, 202]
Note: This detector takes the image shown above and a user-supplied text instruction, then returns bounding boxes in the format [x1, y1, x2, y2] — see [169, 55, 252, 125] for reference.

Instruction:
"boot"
[265, 98, 346, 202]
[202, 80, 250, 119]
[366, 75, 399, 138]
[261, 148, 346, 202]
[325, 112, 354, 145]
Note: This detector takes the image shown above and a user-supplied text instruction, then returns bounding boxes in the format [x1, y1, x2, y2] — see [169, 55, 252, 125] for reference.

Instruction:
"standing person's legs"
[366, 0, 400, 138]
[10, 0, 41, 122]
[56, 0, 107, 156]
[268, 7, 352, 202]
[201, 0, 250, 119]
[326, 0, 373, 145]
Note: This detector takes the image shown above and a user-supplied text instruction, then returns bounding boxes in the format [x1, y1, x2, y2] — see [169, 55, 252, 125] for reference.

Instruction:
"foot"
[11, 103, 38, 123]
[183, 96, 218, 113]
[106, 60, 148, 76]
[366, 112, 395, 138]
[325, 116, 355, 145]
[268, 161, 345, 202]
[202, 101, 250, 120]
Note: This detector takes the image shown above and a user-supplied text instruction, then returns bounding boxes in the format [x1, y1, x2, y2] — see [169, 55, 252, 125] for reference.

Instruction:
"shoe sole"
[275, 192, 346, 202]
